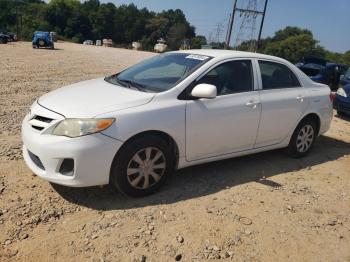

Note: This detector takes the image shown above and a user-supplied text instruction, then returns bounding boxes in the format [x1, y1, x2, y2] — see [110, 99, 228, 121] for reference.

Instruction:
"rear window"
[259, 61, 301, 90]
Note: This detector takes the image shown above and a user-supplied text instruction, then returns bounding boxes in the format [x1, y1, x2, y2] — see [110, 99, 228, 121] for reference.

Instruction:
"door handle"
[296, 95, 304, 102]
[245, 100, 260, 109]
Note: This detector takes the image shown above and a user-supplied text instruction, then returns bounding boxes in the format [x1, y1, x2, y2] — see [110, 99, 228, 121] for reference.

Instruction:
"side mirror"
[191, 84, 217, 99]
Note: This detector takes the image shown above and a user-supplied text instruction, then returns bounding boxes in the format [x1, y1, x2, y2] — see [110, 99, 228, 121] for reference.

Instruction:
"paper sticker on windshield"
[186, 54, 210, 61]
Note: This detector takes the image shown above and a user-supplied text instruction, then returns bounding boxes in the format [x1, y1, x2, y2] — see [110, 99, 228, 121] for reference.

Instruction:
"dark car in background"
[297, 57, 348, 91]
[334, 68, 350, 117]
[340, 67, 350, 87]
[0, 30, 17, 42]
[32, 31, 54, 49]
[0, 33, 9, 44]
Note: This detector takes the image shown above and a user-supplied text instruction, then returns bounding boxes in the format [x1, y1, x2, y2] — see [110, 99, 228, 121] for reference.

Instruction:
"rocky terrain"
[0, 42, 349, 261]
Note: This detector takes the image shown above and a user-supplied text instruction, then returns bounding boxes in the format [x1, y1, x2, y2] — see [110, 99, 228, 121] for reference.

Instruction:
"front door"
[185, 59, 261, 161]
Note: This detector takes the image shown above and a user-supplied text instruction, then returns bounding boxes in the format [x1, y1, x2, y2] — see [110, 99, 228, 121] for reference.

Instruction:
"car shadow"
[32, 47, 64, 51]
[52, 135, 350, 211]
[336, 113, 350, 121]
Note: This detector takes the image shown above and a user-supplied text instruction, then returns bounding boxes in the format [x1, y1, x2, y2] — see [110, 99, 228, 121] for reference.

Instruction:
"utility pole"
[257, 0, 268, 51]
[225, 0, 238, 49]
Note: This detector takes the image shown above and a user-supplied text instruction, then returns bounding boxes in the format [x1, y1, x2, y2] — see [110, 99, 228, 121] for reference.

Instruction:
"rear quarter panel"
[304, 83, 333, 135]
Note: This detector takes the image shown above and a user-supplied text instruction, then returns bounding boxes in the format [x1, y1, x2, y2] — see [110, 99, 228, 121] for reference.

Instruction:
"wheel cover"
[127, 147, 166, 190]
[296, 124, 314, 153]
[39, 40, 45, 46]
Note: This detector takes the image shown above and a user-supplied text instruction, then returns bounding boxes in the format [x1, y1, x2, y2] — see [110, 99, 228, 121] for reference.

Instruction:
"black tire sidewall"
[37, 39, 45, 47]
[287, 119, 317, 158]
[110, 135, 173, 197]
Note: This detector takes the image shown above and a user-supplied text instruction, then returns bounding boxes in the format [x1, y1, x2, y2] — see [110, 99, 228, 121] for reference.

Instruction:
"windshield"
[105, 53, 211, 92]
[345, 68, 350, 79]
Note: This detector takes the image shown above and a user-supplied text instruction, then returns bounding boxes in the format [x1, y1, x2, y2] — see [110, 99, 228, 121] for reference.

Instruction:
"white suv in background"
[22, 50, 333, 197]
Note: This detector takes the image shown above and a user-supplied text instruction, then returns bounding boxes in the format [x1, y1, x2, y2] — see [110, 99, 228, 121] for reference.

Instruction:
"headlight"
[52, 118, 114, 138]
[337, 88, 347, 98]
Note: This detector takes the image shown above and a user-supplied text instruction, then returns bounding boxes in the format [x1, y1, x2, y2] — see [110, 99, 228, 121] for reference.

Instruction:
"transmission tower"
[214, 23, 224, 43]
[225, 0, 268, 52]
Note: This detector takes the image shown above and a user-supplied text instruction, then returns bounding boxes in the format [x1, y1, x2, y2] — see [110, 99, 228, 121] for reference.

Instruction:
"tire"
[337, 110, 346, 117]
[37, 39, 46, 47]
[110, 134, 174, 197]
[285, 119, 317, 158]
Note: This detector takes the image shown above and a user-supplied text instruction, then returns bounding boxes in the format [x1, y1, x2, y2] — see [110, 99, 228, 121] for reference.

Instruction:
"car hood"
[38, 78, 155, 118]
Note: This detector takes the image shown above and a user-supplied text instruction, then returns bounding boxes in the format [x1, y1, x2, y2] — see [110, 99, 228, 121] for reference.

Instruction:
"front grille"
[29, 115, 54, 131]
[33, 115, 53, 123]
[32, 126, 44, 131]
[28, 150, 45, 170]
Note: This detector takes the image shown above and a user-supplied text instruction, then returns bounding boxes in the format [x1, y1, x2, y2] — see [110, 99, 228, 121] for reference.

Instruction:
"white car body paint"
[22, 50, 333, 187]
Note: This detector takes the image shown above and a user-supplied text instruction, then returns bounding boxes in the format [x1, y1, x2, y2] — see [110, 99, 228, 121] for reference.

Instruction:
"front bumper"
[334, 96, 350, 115]
[21, 109, 123, 187]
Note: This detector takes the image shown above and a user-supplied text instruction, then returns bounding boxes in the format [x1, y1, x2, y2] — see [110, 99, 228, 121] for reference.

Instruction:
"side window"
[259, 61, 301, 90]
[198, 60, 253, 96]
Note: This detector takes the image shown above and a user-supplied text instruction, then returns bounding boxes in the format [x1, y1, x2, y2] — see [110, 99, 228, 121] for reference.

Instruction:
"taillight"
[329, 92, 336, 102]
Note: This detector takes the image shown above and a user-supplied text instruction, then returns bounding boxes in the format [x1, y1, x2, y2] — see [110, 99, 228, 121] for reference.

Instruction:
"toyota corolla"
[22, 50, 333, 197]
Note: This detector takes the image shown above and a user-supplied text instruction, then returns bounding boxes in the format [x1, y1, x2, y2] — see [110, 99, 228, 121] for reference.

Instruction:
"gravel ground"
[0, 42, 350, 262]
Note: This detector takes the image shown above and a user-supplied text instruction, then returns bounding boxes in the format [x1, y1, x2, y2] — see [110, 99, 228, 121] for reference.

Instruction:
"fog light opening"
[59, 159, 74, 176]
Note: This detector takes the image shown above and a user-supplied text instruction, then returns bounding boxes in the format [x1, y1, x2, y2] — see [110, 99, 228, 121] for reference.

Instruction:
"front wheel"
[110, 135, 173, 197]
[286, 119, 317, 158]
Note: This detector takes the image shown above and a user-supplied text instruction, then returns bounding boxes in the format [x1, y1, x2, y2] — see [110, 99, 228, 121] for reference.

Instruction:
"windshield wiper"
[116, 77, 149, 92]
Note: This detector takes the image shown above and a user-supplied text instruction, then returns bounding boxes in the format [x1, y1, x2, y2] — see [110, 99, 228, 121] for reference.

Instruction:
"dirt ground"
[0, 42, 350, 262]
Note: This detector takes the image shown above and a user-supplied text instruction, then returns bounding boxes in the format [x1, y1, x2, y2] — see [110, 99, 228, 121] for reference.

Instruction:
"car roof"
[172, 49, 288, 63]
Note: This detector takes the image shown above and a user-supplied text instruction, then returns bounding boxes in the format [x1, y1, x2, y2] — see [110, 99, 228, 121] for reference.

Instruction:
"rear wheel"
[286, 119, 317, 158]
[37, 39, 46, 47]
[110, 135, 173, 197]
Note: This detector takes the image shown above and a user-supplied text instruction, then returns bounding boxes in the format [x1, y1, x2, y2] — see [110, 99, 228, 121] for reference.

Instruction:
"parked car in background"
[0, 33, 9, 44]
[83, 40, 94, 45]
[102, 39, 113, 47]
[22, 50, 333, 197]
[32, 31, 54, 49]
[334, 68, 350, 116]
[334, 84, 350, 116]
[340, 67, 350, 87]
[0, 30, 17, 41]
[297, 57, 348, 91]
[96, 40, 102, 46]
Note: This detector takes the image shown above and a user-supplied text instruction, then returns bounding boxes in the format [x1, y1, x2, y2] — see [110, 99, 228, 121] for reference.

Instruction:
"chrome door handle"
[296, 95, 304, 102]
[245, 100, 260, 109]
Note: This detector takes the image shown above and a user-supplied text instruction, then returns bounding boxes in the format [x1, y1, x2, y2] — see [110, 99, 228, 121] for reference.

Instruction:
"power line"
[225, 0, 269, 52]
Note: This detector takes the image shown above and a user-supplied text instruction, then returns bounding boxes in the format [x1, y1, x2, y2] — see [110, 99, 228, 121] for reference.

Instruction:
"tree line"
[0, 0, 348, 65]
[0, 0, 206, 50]
[236, 26, 350, 65]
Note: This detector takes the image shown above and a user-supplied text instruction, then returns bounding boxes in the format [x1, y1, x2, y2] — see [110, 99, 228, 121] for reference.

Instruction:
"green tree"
[263, 34, 317, 63]
[191, 35, 207, 49]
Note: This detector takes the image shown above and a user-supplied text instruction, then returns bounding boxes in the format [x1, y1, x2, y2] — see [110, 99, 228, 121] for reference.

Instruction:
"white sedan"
[22, 50, 333, 197]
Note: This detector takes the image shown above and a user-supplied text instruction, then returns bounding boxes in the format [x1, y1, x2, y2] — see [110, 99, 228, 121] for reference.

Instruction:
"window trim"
[178, 58, 257, 100]
[256, 59, 303, 91]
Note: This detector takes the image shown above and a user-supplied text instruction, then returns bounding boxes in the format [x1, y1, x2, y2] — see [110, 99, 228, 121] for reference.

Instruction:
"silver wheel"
[296, 124, 314, 153]
[126, 147, 166, 189]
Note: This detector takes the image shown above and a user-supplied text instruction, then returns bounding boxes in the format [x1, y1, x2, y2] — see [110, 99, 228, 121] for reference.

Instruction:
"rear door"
[255, 60, 309, 147]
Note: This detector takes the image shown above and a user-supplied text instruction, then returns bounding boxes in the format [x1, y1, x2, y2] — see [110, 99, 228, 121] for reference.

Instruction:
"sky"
[103, 0, 350, 53]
